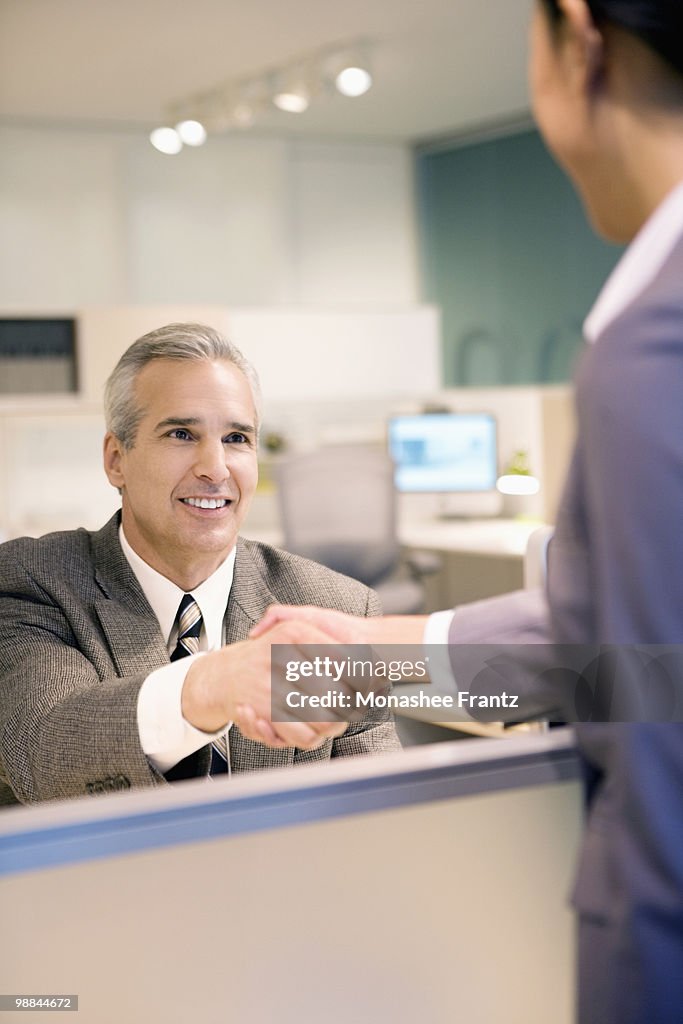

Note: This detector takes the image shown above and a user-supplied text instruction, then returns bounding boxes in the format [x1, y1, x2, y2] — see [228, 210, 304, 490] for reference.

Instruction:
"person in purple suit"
[248, 3, 683, 1021]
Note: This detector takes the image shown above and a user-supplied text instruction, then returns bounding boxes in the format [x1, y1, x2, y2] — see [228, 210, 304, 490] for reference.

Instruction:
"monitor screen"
[388, 413, 498, 493]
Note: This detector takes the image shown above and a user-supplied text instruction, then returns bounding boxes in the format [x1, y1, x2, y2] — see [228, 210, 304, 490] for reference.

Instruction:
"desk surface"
[245, 517, 544, 558]
[398, 516, 543, 556]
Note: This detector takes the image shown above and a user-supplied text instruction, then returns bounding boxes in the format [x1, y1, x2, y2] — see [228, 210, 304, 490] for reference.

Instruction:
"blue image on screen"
[388, 413, 498, 493]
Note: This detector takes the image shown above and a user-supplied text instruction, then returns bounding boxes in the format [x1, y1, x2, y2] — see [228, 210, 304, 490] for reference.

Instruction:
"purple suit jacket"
[448, 235, 683, 1024]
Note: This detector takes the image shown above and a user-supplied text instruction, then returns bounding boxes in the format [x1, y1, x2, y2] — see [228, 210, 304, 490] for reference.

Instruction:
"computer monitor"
[388, 412, 499, 514]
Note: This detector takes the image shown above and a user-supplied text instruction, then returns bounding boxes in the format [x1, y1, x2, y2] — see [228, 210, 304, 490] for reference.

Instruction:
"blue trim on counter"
[0, 731, 579, 878]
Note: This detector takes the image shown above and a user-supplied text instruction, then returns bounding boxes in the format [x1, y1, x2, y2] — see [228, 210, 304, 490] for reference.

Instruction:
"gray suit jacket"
[448, 235, 683, 1022]
[0, 513, 400, 805]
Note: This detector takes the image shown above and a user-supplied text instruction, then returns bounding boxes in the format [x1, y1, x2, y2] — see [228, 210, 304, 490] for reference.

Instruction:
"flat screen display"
[388, 413, 498, 493]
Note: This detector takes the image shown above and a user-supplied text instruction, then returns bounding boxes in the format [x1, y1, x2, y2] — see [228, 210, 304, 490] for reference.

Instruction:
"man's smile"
[180, 497, 231, 509]
[178, 496, 234, 514]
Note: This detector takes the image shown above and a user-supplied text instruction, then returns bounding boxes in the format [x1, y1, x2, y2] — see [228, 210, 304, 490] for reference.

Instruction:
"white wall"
[288, 141, 418, 303]
[0, 129, 130, 308]
[0, 125, 417, 311]
[75, 305, 440, 405]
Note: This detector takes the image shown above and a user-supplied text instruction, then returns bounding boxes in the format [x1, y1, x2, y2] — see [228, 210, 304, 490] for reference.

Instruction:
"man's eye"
[224, 432, 248, 444]
[169, 429, 193, 441]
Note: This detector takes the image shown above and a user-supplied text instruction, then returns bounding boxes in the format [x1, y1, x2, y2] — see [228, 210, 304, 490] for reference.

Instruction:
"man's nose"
[194, 439, 230, 481]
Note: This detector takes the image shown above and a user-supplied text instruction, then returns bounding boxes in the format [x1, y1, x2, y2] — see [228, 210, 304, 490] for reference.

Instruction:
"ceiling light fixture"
[176, 119, 207, 146]
[231, 102, 255, 127]
[271, 67, 312, 114]
[149, 126, 183, 155]
[272, 88, 310, 113]
[335, 65, 373, 98]
[229, 78, 269, 127]
[151, 37, 375, 148]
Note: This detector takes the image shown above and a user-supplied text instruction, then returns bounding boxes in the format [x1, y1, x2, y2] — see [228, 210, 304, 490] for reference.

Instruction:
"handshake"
[182, 605, 426, 751]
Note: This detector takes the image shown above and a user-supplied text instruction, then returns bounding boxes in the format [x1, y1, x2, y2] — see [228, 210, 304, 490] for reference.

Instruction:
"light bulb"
[150, 127, 182, 155]
[176, 119, 207, 146]
[273, 89, 310, 113]
[335, 66, 372, 97]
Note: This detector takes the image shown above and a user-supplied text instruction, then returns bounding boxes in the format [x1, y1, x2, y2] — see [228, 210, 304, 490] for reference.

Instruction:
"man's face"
[104, 357, 258, 587]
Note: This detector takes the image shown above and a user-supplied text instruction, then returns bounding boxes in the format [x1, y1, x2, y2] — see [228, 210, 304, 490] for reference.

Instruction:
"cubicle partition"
[0, 732, 581, 1024]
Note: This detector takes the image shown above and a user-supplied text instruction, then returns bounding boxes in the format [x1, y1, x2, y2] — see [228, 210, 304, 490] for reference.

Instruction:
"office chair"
[274, 445, 439, 614]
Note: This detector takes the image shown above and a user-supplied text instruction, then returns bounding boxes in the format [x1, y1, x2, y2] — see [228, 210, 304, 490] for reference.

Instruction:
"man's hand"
[181, 621, 348, 751]
[250, 604, 372, 644]
[242, 606, 430, 747]
[251, 604, 428, 647]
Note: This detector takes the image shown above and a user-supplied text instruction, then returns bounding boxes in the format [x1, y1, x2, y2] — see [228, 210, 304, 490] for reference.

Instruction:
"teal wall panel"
[417, 129, 623, 385]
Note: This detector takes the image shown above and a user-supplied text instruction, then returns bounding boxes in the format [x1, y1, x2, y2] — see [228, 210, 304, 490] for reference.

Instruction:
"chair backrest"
[274, 445, 399, 585]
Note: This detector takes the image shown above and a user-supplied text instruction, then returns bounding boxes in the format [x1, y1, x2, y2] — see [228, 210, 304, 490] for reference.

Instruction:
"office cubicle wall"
[1, 733, 581, 1024]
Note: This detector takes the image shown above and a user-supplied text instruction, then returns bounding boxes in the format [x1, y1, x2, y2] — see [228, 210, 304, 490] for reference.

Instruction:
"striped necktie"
[170, 593, 202, 661]
[170, 594, 229, 774]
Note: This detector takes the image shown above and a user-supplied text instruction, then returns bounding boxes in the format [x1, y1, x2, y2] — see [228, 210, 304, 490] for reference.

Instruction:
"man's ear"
[103, 432, 125, 491]
[558, 0, 605, 88]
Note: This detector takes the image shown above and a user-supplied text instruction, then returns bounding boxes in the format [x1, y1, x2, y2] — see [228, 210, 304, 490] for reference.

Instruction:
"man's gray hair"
[104, 322, 262, 449]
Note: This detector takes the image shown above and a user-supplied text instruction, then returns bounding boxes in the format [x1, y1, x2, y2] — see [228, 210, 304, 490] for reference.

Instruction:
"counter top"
[0, 729, 578, 878]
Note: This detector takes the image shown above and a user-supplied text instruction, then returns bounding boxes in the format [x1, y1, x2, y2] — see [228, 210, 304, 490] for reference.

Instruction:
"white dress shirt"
[584, 179, 683, 344]
[425, 178, 683, 704]
[119, 527, 236, 774]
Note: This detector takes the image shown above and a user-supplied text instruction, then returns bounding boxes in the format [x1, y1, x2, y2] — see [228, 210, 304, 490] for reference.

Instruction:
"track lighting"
[150, 38, 374, 149]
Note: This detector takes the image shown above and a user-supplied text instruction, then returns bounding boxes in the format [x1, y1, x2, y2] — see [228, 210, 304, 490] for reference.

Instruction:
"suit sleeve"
[444, 586, 565, 722]
[579, 301, 683, 643]
[331, 582, 402, 757]
[0, 555, 168, 804]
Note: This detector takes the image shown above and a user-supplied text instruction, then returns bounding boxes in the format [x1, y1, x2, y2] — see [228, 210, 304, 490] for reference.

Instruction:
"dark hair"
[540, 0, 683, 77]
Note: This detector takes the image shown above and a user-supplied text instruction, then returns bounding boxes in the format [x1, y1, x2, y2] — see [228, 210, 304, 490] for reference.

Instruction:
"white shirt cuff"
[423, 610, 456, 687]
[137, 654, 228, 774]
[423, 610, 477, 722]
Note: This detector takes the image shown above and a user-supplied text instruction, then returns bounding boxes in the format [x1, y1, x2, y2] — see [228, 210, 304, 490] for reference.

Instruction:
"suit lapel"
[223, 539, 278, 642]
[89, 524, 294, 767]
[91, 514, 170, 677]
[226, 539, 295, 769]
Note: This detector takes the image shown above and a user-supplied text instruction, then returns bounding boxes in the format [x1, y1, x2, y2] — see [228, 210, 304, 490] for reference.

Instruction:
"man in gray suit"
[0, 323, 399, 806]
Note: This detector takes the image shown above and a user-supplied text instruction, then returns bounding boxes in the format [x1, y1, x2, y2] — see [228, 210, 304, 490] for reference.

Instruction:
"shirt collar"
[118, 525, 236, 648]
[584, 178, 683, 344]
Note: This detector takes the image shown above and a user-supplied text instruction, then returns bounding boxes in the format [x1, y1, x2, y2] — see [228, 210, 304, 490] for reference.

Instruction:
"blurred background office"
[0, 0, 623, 584]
